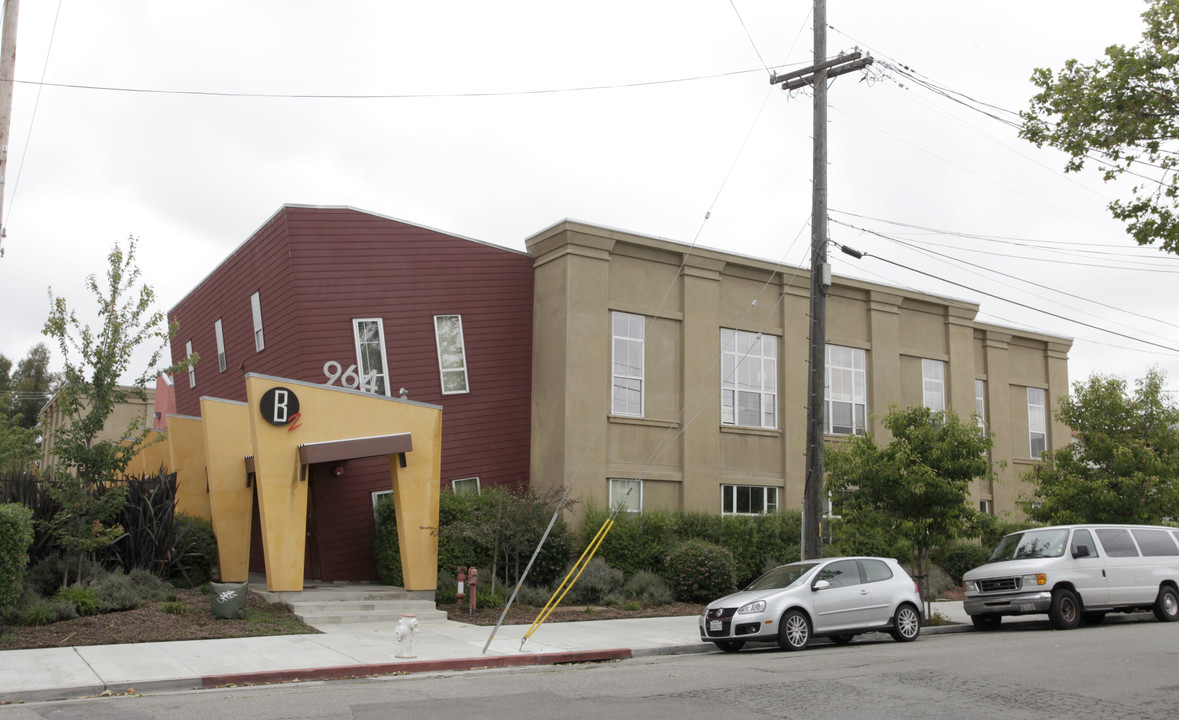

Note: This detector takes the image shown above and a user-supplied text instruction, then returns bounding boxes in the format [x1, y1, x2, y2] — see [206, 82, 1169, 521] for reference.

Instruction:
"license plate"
[710, 620, 723, 632]
[1020, 603, 1036, 612]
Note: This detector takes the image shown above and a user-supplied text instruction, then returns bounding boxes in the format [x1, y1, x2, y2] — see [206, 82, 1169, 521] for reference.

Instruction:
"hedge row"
[0, 502, 35, 614]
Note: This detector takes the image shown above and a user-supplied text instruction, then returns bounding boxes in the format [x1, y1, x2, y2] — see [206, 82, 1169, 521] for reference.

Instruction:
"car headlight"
[737, 600, 765, 614]
[1022, 573, 1047, 587]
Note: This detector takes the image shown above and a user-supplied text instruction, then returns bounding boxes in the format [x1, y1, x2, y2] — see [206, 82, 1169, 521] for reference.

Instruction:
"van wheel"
[889, 603, 921, 642]
[777, 610, 811, 651]
[971, 613, 1001, 631]
[713, 640, 745, 652]
[1049, 588, 1081, 630]
[1153, 586, 1179, 622]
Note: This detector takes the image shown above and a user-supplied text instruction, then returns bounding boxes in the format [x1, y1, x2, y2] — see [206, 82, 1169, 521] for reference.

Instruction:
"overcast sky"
[1, 1, 1175, 397]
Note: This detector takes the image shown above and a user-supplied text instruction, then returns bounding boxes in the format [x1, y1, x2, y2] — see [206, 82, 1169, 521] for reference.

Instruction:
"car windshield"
[744, 563, 819, 591]
[987, 529, 1070, 562]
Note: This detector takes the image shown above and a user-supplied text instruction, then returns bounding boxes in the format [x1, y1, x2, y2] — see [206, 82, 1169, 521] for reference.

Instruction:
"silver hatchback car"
[700, 556, 923, 652]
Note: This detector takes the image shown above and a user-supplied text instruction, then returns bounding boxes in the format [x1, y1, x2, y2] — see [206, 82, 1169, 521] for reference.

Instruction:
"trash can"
[209, 581, 248, 620]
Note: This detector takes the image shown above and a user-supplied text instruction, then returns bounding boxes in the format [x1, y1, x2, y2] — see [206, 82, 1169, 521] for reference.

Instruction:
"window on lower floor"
[451, 477, 481, 495]
[826, 345, 866, 435]
[372, 490, 392, 525]
[1027, 387, 1047, 458]
[721, 328, 777, 429]
[434, 315, 470, 394]
[721, 484, 779, 516]
[979, 499, 992, 515]
[609, 478, 642, 513]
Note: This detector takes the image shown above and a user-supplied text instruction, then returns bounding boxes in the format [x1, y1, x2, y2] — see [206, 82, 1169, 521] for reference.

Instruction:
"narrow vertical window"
[185, 341, 196, 389]
[352, 318, 390, 396]
[609, 478, 642, 513]
[974, 379, 986, 435]
[922, 359, 945, 412]
[612, 311, 644, 416]
[214, 319, 226, 373]
[826, 345, 867, 435]
[250, 292, 265, 352]
[721, 328, 778, 429]
[433, 315, 469, 394]
[1028, 387, 1047, 458]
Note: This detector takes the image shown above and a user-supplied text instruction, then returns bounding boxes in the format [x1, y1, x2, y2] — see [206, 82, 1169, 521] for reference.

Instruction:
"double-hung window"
[434, 315, 469, 394]
[975, 379, 987, 436]
[1028, 387, 1047, 458]
[922, 359, 945, 413]
[826, 345, 866, 435]
[214, 319, 226, 373]
[721, 329, 777, 429]
[250, 292, 265, 352]
[609, 478, 642, 513]
[612, 311, 644, 416]
[353, 319, 391, 396]
[721, 485, 779, 516]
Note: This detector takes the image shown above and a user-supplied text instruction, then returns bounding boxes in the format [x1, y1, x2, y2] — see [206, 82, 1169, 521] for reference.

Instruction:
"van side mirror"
[1073, 545, 1090, 558]
[813, 579, 831, 591]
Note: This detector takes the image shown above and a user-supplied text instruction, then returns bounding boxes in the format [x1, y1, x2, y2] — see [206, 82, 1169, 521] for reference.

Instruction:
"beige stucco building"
[38, 386, 158, 472]
[527, 221, 1071, 523]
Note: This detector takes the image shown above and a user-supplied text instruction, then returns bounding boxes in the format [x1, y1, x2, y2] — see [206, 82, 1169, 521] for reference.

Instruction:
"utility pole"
[769, 0, 872, 560]
[0, 0, 19, 257]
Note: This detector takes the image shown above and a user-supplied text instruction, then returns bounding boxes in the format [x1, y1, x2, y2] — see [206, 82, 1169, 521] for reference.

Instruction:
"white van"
[962, 524, 1179, 630]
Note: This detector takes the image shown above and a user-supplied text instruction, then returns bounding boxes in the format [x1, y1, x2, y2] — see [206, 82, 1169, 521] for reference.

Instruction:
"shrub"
[621, 570, 673, 605]
[0, 502, 34, 615]
[663, 539, 737, 603]
[560, 557, 623, 605]
[475, 586, 504, 610]
[53, 585, 100, 616]
[167, 513, 217, 588]
[935, 542, 992, 584]
[20, 600, 55, 626]
[372, 494, 403, 586]
[584, 506, 676, 577]
[127, 567, 170, 601]
[93, 569, 169, 612]
[514, 583, 554, 607]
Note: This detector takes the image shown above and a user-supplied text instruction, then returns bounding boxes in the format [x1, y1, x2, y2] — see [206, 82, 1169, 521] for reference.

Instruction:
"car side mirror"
[812, 579, 831, 591]
[1073, 545, 1090, 558]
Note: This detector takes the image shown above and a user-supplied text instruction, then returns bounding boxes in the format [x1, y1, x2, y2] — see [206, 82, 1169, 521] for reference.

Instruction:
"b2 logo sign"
[259, 387, 302, 431]
[324, 361, 380, 393]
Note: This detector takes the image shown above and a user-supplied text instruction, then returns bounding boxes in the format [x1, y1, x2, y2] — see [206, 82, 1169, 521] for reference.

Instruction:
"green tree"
[6, 343, 57, 428]
[826, 405, 992, 616]
[41, 236, 195, 585]
[1021, 368, 1179, 524]
[0, 412, 39, 471]
[1020, 0, 1179, 254]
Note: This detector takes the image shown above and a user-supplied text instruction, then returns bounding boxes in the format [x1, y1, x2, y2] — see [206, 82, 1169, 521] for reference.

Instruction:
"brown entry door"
[304, 466, 327, 580]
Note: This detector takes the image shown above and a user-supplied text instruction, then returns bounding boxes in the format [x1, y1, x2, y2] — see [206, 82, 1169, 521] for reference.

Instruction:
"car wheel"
[889, 603, 921, 642]
[1152, 585, 1179, 623]
[971, 613, 1001, 631]
[1082, 611, 1107, 626]
[1048, 588, 1081, 630]
[777, 610, 811, 651]
[829, 634, 854, 645]
[713, 640, 745, 653]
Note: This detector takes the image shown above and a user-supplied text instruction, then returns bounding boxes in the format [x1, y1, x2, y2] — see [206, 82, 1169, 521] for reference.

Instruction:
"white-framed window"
[372, 490, 392, 525]
[1028, 387, 1047, 458]
[721, 328, 778, 429]
[250, 292, 265, 352]
[826, 345, 866, 435]
[611, 311, 644, 417]
[185, 340, 196, 388]
[974, 379, 986, 434]
[353, 318, 391, 396]
[434, 315, 469, 394]
[214, 319, 226, 373]
[721, 484, 779, 516]
[922, 358, 945, 413]
[451, 477, 481, 495]
[980, 499, 993, 515]
[609, 478, 642, 513]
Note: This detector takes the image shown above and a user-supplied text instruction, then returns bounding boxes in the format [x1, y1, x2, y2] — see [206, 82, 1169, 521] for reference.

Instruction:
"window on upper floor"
[214, 319, 226, 373]
[609, 478, 642, 513]
[826, 345, 866, 435]
[721, 328, 777, 429]
[922, 358, 945, 413]
[1028, 387, 1047, 458]
[612, 311, 644, 416]
[353, 318, 391, 396]
[434, 315, 469, 394]
[721, 484, 779, 516]
[185, 340, 196, 388]
[974, 379, 986, 435]
[250, 292, 265, 352]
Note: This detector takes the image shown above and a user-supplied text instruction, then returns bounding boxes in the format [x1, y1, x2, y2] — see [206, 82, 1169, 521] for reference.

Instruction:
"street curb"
[200, 648, 634, 688]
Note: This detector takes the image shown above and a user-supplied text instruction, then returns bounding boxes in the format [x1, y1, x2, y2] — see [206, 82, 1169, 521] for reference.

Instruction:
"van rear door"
[1095, 528, 1144, 605]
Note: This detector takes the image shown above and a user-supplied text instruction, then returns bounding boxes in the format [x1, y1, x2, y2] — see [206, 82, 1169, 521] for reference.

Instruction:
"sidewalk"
[0, 601, 973, 704]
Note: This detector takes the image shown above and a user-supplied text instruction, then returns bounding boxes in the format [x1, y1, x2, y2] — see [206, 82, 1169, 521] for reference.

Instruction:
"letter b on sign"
[260, 387, 301, 426]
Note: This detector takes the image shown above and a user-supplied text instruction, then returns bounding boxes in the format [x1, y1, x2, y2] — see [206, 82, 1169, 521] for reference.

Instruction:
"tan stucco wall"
[200, 398, 254, 583]
[528, 221, 1072, 523]
[168, 415, 211, 520]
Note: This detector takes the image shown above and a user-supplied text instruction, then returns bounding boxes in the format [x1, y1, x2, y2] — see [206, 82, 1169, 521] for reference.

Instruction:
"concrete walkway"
[0, 600, 973, 704]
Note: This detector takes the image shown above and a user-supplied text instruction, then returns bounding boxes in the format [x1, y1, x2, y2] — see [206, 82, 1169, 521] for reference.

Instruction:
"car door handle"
[860, 589, 869, 595]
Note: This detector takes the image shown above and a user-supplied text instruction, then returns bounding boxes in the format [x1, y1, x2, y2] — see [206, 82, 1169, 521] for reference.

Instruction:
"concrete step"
[286, 599, 438, 615]
[248, 580, 446, 630]
[295, 607, 449, 626]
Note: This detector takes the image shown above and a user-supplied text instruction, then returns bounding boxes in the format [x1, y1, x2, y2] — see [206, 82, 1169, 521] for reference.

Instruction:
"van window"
[861, 559, 894, 583]
[1131, 529, 1179, 556]
[1071, 529, 1099, 558]
[1096, 528, 1140, 557]
[988, 528, 1069, 561]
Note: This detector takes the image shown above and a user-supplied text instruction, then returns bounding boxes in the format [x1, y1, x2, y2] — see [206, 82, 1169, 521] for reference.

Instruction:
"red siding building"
[168, 205, 534, 581]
